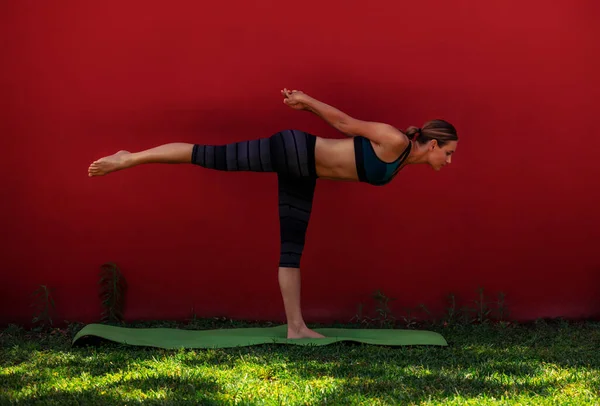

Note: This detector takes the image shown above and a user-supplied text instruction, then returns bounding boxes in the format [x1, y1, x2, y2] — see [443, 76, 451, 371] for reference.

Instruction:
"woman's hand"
[281, 88, 309, 110]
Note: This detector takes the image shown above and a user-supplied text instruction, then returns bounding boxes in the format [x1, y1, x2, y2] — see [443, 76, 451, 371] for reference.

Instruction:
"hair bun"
[413, 128, 422, 141]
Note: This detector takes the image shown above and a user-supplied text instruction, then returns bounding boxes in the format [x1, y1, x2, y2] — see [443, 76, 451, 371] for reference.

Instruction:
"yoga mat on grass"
[72, 324, 447, 349]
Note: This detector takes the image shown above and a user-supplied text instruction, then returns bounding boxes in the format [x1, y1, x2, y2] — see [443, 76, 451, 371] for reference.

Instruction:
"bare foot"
[287, 324, 325, 339]
[88, 150, 131, 177]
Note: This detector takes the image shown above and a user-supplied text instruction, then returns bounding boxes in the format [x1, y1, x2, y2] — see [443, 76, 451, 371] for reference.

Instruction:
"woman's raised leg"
[88, 143, 194, 177]
[88, 129, 316, 178]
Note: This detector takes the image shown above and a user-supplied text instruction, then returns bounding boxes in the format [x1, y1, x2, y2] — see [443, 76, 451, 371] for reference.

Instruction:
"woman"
[88, 88, 459, 339]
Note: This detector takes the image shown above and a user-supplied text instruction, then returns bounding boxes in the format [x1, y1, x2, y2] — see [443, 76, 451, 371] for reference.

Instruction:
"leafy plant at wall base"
[495, 291, 509, 321]
[31, 285, 55, 330]
[474, 287, 492, 324]
[349, 302, 369, 325]
[400, 306, 417, 328]
[99, 262, 127, 324]
[444, 293, 457, 325]
[371, 289, 396, 327]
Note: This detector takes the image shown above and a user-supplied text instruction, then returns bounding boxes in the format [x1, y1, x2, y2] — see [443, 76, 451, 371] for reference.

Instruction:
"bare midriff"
[314, 137, 359, 181]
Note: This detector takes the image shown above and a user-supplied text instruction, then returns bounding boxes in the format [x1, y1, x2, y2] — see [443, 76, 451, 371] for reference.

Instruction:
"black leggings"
[191, 129, 317, 268]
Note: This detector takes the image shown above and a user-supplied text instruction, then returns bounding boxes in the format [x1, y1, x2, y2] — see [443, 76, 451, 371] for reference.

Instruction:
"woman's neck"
[405, 142, 428, 165]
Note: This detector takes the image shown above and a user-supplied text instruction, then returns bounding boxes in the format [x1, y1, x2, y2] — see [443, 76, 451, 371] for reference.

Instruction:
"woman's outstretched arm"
[281, 88, 406, 147]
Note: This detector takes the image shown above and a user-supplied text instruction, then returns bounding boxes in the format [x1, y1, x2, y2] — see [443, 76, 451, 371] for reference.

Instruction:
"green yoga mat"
[72, 324, 447, 349]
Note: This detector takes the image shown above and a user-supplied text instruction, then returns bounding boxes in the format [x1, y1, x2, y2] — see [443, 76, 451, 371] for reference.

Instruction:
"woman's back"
[314, 135, 409, 182]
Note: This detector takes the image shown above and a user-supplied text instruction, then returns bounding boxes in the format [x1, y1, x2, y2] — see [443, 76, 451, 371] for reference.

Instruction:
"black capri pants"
[191, 129, 317, 268]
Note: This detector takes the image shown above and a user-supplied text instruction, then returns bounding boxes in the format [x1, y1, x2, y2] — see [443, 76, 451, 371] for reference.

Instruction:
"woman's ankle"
[287, 320, 307, 331]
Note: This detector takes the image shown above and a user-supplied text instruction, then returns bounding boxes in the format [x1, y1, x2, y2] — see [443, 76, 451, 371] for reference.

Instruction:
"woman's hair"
[405, 119, 458, 147]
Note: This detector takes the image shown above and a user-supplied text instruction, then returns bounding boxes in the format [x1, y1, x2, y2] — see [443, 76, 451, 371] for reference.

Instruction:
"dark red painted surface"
[2, 1, 599, 326]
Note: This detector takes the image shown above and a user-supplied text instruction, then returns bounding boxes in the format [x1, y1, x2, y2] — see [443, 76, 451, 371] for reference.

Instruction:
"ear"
[428, 139, 438, 151]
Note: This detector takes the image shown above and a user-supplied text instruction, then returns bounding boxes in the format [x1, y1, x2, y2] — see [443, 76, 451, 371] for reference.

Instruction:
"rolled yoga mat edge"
[71, 323, 448, 348]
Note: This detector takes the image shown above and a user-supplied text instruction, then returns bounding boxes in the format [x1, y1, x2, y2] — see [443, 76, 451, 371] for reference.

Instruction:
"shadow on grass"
[0, 374, 223, 405]
[0, 347, 556, 405]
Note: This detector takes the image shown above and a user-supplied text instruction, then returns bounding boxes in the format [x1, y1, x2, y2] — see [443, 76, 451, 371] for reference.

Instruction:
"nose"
[446, 156, 452, 164]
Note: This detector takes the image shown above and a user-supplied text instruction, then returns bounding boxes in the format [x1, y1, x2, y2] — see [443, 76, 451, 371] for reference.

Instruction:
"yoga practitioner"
[88, 88, 459, 339]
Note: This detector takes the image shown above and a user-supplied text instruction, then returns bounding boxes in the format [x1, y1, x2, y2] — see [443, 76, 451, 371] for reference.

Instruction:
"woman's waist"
[314, 137, 359, 180]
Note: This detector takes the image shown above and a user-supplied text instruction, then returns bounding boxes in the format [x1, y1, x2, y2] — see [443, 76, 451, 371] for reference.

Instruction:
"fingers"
[281, 88, 303, 107]
[281, 88, 297, 98]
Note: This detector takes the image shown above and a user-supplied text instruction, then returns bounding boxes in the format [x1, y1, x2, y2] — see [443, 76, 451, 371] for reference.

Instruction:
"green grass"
[1, 319, 599, 405]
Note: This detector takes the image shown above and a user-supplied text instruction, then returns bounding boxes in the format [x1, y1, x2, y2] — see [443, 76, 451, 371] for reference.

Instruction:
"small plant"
[445, 293, 456, 323]
[473, 286, 492, 323]
[349, 290, 396, 327]
[371, 289, 396, 327]
[99, 262, 127, 324]
[398, 303, 432, 328]
[188, 306, 198, 322]
[31, 284, 55, 330]
[416, 303, 433, 326]
[400, 306, 417, 328]
[459, 305, 477, 324]
[350, 302, 372, 325]
[494, 291, 509, 322]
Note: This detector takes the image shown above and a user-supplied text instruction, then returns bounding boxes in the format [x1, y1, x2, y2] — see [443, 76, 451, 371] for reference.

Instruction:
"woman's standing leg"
[276, 175, 324, 339]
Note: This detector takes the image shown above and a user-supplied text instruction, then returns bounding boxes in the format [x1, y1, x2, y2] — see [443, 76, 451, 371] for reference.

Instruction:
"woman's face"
[427, 140, 457, 171]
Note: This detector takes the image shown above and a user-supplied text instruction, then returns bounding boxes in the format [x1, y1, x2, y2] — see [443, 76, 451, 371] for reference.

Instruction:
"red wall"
[2, 1, 599, 326]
